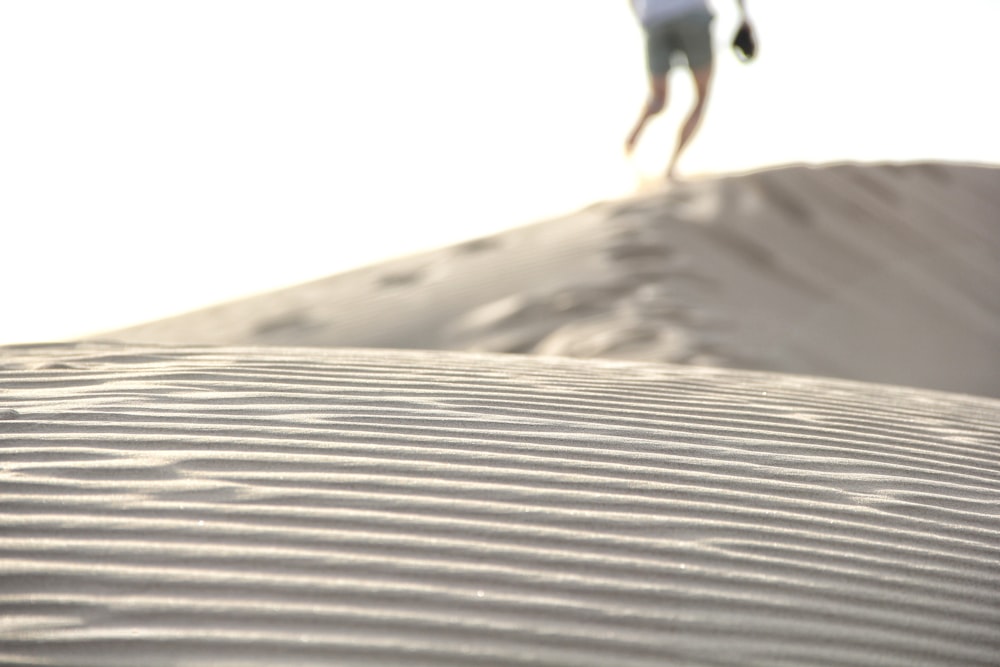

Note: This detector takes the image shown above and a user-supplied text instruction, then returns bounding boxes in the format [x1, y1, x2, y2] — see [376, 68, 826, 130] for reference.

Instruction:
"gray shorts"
[643, 7, 714, 76]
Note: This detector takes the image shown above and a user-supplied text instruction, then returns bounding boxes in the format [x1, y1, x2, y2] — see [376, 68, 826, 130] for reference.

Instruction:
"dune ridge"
[99, 161, 1000, 398]
[2, 344, 998, 666]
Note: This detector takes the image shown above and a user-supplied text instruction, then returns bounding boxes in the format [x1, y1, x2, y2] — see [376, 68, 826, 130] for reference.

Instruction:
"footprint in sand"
[607, 240, 674, 263]
[454, 237, 500, 255]
[377, 268, 425, 288]
[253, 313, 315, 336]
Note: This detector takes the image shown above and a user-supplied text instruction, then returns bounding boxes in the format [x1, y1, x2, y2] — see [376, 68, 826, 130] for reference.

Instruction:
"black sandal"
[732, 21, 757, 63]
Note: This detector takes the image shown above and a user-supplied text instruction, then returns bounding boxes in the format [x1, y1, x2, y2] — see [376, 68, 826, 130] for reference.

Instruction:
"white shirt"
[631, 0, 709, 27]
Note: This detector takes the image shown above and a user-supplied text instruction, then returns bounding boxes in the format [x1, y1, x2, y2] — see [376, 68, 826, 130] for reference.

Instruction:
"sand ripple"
[1, 344, 999, 666]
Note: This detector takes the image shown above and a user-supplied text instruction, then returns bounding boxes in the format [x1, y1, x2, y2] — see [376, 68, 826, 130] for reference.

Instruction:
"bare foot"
[624, 132, 639, 155]
[666, 161, 679, 183]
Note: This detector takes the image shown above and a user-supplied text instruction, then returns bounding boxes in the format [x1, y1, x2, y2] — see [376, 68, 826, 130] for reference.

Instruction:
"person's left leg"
[626, 21, 674, 155]
[666, 61, 713, 181]
[625, 74, 668, 154]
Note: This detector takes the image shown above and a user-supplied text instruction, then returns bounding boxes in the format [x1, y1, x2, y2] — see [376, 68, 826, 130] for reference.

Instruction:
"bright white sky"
[2, 1, 998, 344]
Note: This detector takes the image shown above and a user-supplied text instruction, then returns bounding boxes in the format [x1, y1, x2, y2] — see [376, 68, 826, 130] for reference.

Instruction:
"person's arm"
[735, 1, 751, 26]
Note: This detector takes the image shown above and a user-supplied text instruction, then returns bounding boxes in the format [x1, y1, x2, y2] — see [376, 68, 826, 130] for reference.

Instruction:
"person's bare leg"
[625, 74, 668, 154]
[666, 63, 713, 181]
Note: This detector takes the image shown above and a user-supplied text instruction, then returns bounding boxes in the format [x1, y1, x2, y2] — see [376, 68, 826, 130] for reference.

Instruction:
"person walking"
[625, 0, 755, 181]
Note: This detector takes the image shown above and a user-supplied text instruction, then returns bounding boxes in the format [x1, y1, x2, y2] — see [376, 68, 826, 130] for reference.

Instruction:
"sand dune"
[99, 161, 1000, 398]
[4, 162, 1000, 664]
[1, 344, 999, 666]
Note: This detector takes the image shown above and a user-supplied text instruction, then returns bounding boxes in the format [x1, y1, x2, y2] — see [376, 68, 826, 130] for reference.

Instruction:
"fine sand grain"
[2, 344, 998, 666]
[98, 161, 1000, 399]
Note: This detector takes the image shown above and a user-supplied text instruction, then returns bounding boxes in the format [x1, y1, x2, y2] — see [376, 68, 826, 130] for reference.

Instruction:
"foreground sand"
[101, 161, 1000, 398]
[2, 344, 998, 666]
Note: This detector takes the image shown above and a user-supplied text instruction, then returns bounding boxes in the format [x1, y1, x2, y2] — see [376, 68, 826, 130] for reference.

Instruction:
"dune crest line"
[96, 162, 1000, 398]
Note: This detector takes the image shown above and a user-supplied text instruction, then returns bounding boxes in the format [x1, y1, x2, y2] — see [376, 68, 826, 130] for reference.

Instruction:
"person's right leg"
[666, 62, 713, 180]
[664, 9, 715, 181]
